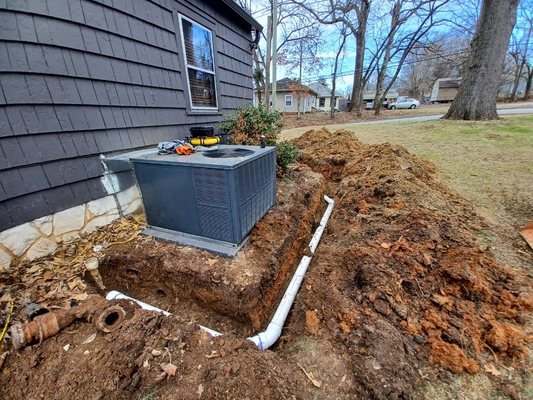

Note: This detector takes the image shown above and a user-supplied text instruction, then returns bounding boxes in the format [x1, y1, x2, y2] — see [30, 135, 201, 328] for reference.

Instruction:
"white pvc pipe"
[105, 195, 335, 350]
[248, 195, 335, 349]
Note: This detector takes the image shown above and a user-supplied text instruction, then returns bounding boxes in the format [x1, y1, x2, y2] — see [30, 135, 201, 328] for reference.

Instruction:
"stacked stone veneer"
[0, 186, 142, 271]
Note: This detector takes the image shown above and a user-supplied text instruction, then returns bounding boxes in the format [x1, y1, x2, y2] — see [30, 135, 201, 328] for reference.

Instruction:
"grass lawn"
[283, 115, 533, 399]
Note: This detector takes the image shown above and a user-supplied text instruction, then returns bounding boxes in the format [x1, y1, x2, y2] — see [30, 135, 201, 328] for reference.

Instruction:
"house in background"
[308, 82, 339, 112]
[362, 91, 400, 107]
[0, 0, 261, 269]
[269, 78, 317, 114]
[430, 78, 462, 103]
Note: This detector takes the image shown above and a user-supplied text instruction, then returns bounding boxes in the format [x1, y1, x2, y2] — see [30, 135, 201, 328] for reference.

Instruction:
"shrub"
[220, 105, 282, 146]
[275, 141, 301, 173]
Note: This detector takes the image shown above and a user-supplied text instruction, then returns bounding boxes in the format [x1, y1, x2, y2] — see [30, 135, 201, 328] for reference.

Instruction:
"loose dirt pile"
[1, 299, 306, 400]
[1, 128, 531, 399]
[287, 128, 532, 396]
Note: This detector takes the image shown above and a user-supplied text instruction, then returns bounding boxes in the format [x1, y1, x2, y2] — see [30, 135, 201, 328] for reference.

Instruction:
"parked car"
[365, 100, 389, 110]
[388, 98, 420, 109]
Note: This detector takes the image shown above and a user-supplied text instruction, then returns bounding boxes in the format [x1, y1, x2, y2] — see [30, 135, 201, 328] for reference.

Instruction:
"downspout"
[106, 195, 335, 350]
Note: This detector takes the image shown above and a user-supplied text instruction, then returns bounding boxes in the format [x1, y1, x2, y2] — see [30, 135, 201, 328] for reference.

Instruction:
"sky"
[240, 1, 484, 95]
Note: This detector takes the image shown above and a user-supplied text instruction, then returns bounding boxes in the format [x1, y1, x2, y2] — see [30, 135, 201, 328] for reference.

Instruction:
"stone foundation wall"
[0, 186, 142, 271]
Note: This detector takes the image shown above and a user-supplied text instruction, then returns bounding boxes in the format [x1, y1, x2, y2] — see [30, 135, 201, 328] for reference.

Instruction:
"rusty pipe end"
[10, 323, 26, 350]
[95, 305, 126, 333]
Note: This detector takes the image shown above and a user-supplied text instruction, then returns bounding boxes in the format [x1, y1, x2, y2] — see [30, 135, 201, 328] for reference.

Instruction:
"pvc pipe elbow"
[248, 323, 282, 350]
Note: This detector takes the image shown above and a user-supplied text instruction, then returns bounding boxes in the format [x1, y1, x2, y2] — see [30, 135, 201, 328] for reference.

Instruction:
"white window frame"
[285, 95, 293, 107]
[178, 14, 218, 111]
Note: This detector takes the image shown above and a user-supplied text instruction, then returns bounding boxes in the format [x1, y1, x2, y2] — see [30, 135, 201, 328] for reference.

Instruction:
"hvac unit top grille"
[131, 145, 276, 248]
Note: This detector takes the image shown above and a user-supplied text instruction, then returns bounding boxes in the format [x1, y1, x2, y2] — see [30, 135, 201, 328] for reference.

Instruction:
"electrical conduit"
[106, 195, 335, 350]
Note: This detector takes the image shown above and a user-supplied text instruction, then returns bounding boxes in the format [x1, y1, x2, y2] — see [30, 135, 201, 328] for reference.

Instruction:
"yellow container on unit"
[190, 136, 221, 146]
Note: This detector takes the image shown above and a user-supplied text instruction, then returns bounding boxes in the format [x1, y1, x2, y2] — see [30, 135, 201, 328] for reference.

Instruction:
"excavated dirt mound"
[285, 128, 533, 396]
[1, 128, 532, 399]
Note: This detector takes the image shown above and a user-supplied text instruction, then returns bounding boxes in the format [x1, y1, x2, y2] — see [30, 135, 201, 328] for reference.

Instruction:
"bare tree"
[524, 63, 533, 100]
[399, 34, 470, 99]
[370, 0, 452, 115]
[509, 0, 532, 101]
[290, 0, 372, 116]
[444, 0, 520, 120]
[248, 1, 325, 109]
[331, 27, 349, 118]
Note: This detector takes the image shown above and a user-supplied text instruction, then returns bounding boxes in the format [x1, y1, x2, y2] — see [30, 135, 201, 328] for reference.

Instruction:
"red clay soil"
[1, 128, 532, 399]
[287, 129, 532, 390]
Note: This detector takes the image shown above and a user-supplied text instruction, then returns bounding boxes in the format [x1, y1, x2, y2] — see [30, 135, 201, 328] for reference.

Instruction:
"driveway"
[281, 104, 533, 139]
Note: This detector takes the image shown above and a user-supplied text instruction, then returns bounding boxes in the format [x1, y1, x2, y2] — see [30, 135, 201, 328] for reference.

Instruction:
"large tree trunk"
[524, 66, 532, 100]
[349, 1, 370, 117]
[331, 31, 348, 119]
[373, 2, 400, 116]
[444, 0, 519, 120]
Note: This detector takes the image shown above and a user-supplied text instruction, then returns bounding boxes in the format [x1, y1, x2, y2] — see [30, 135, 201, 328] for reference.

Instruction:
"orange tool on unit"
[176, 145, 192, 155]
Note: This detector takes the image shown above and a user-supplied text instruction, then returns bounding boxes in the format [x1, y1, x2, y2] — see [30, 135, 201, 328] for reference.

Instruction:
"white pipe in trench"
[106, 195, 335, 350]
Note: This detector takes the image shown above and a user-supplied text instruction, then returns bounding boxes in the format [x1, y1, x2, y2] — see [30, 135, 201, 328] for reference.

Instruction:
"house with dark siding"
[0, 0, 261, 269]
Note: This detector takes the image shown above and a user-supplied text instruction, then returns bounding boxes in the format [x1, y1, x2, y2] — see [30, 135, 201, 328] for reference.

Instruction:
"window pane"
[188, 69, 216, 107]
[182, 19, 214, 71]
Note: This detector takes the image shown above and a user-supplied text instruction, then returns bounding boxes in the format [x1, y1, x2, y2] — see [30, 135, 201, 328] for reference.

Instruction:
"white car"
[388, 98, 420, 109]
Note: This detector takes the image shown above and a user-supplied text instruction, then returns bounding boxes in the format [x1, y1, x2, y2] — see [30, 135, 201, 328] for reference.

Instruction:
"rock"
[33, 215, 53, 236]
[116, 186, 138, 205]
[374, 299, 391, 316]
[0, 223, 41, 256]
[0, 247, 12, 271]
[392, 303, 408, 319]
[82, 214, 120, 235]
[305, 310, 320, 335]
[53, 206, 85, 235]
[414, 335, 427, 344]
[87, 196, 118, 217]
[61, 231, 80, 243]
[26, 238, 58, 261]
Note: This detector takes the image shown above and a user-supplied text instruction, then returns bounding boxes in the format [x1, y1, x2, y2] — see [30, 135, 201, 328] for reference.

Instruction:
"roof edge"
[221, 0, 263, 31]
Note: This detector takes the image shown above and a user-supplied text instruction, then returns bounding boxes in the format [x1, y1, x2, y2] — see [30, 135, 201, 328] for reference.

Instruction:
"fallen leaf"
[151, 349, 162, 356]
[82, 333, 97, 344]
[298, 363, 321, 388]
[484, 363, 501, 377]
[63, 344, 70, 351]
[71, 293, 88, 301]
[206, 259, 217, 266]
[143, 359, 150, 368]
[197, 383, 204, 398]
[380, 242, 391, 249]
[161, 362, 177, 377]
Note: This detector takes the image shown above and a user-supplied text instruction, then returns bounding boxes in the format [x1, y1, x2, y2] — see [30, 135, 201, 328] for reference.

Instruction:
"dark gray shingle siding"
[0, 0, 255, 230]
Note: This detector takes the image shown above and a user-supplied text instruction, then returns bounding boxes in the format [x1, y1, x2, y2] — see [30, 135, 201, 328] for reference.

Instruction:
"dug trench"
[1, 128, 532, 399]
[89, 165, 326, 336]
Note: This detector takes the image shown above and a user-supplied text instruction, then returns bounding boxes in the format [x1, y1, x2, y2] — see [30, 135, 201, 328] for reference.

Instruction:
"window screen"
[319, 97, 325, 107]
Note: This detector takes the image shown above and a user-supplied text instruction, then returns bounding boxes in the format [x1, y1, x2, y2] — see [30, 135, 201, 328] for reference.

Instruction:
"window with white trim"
[285, 95, 293, 107]
[179, 15, 217, 109]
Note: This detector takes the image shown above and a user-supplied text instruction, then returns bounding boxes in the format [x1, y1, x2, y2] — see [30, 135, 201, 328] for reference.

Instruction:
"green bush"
[220, 105, 282, 146]
[275, 141, 301, 173]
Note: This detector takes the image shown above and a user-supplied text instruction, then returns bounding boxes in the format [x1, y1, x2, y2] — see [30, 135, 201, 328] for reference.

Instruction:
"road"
[281, 104, 533, 138]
